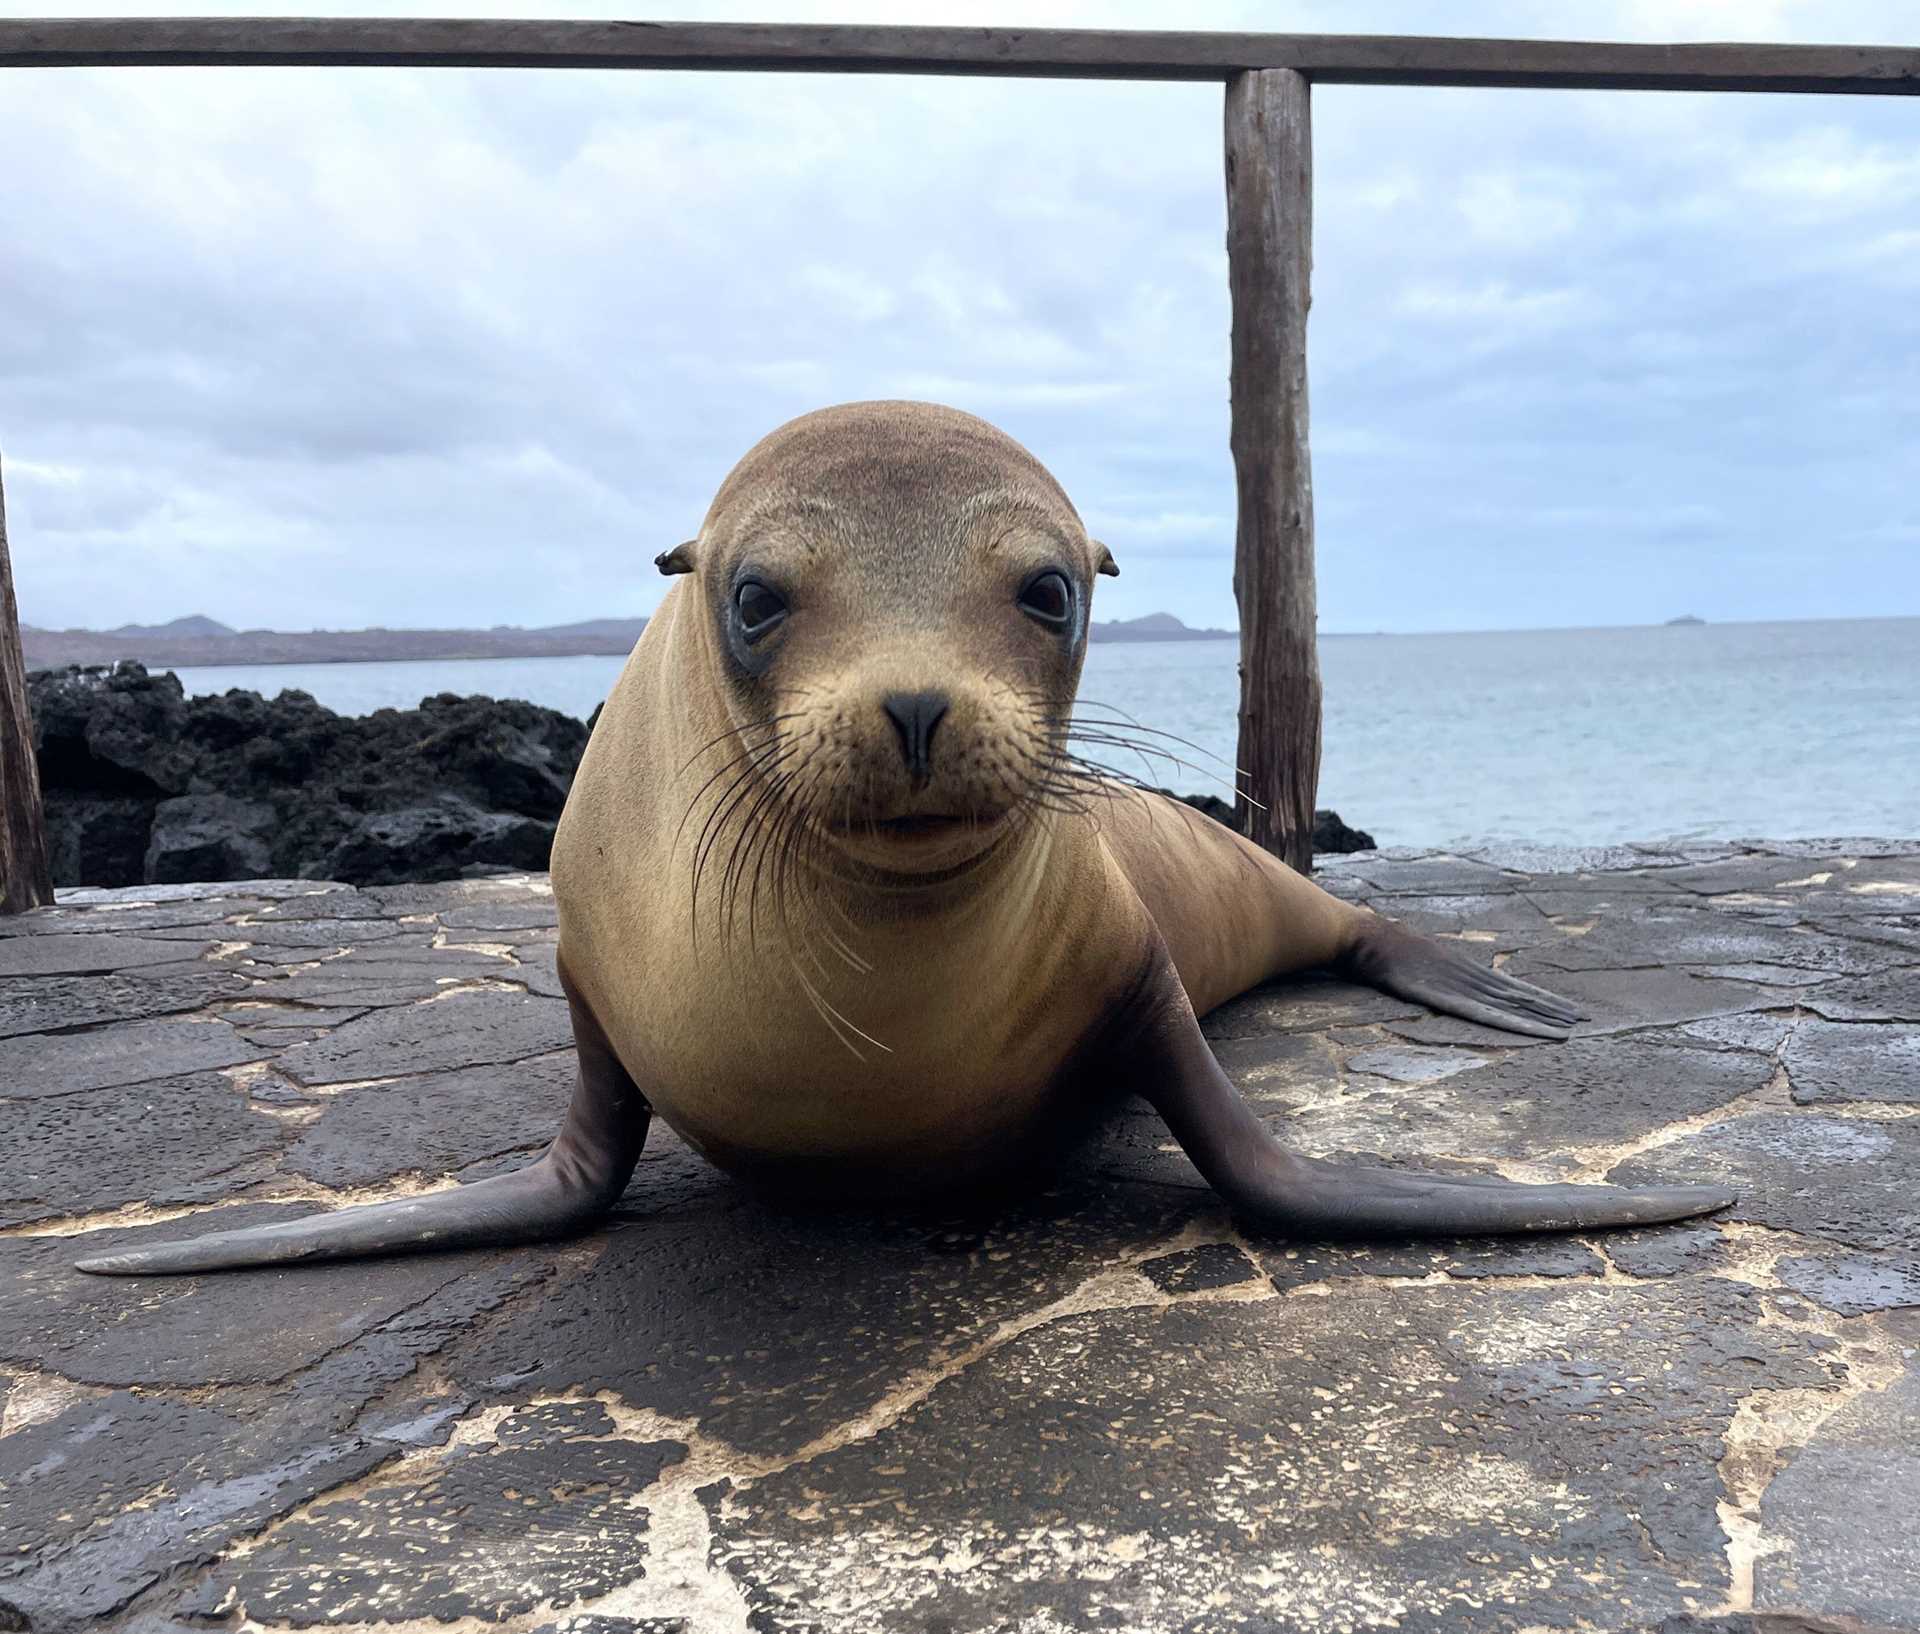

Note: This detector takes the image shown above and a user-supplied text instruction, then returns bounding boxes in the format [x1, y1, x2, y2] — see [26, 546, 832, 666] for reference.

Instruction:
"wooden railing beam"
[0, 20, 1916, 94]
[1225, 69, 1319, 876]
[0, 452, 54, 914]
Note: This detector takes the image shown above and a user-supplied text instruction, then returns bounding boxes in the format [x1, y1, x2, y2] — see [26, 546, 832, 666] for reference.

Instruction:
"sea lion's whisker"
[676, 730, 796, 855]
[800, 807, 871, 968]
[681, 763, 790, 911]
[1048, 753, 1173, 811]
[1005, 744, 1111, 822]
[746, 760, 832, 957]
[753, 757, 832, 958]
[689, 738, 799, 887]
[691, 740, 807, 935]
[1061, 732, 1247, 799]
[1058, 722, 1248, 779]
[1047, 706, 1253, 787]
[722, 751, 814, 936]
[1067, 697, 1241, 764]
[763, 761, 847, 984]
[674, 712, 807, 776]
[724, 769, 798, 952]
[689, 762, 771, 925]
[788, 953, 892, 1062]
[1064, 732, 1175, 786]
[813, 909, 872, 975]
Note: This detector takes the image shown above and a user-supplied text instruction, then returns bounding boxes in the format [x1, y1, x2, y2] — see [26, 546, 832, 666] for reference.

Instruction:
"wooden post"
[0, 450, 54, 913]
[1225, 68, 1320, 875]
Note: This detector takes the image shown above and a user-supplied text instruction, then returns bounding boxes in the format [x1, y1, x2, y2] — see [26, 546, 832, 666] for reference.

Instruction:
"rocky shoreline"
[24, 662, 1374, 888]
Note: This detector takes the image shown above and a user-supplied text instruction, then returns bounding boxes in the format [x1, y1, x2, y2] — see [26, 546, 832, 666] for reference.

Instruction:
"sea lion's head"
[666, 400, 1117, 878]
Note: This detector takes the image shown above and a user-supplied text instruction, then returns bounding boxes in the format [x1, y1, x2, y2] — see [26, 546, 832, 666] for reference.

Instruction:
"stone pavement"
[2, 841, 1918, 1634]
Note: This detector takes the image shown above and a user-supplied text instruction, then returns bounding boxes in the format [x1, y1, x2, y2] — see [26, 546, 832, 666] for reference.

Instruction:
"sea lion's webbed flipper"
[1343, 917, 1581, 1041]
[1119, 952, 1733, 1240]
[75, 981, 650, 1276]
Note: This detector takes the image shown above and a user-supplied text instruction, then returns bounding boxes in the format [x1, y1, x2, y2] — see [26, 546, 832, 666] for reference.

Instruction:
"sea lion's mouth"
[824, 807, 1015, 877]
[868, 814, 970, 840]
[828, 811, 1005, 857]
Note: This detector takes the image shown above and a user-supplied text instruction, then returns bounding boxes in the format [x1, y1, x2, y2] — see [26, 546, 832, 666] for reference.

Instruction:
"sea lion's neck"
[808, 807, 1064, 931]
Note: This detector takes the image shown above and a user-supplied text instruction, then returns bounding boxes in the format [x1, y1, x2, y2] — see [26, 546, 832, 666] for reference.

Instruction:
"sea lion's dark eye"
[1017, 570, 1074, 628]
[734, 580, 788, 643]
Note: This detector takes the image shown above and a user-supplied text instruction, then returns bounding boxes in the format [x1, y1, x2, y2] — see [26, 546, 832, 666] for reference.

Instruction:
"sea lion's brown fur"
[78, 402, 1732, 1275]
[552, 404, 1365, 1186]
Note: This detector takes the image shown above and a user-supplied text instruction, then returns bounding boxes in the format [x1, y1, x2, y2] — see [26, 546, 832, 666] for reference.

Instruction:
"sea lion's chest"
[555, 823, 1125, 1189]
[572, 901, 1103, 1187]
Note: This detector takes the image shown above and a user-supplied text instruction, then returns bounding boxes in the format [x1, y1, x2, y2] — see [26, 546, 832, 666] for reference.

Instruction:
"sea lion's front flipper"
[1344, 918, 1580, 1040]
[75, 974, 650, 1276]
[1118, 952, 1733, 1239]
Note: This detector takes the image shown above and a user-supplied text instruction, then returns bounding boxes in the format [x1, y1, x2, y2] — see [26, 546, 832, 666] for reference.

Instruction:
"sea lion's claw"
[1347, 920, 1579, 1039]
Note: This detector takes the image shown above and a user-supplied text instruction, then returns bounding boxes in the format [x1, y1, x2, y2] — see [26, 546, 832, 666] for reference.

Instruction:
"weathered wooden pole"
[1224, 68, 1320, 874]
[0, 450, 54, 913]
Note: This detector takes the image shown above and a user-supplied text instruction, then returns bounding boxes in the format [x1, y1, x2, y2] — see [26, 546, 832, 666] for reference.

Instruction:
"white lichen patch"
[1344, 1045, 1490, 1085]
[1557, 1061, 1795, 1185]
[430, 935, 520, 958]
[1374, 1451, 1588, 1533]
[220, 1228, 1267, 1634]
[1447, 1284, 1625, 1368]
[414, 977, 527, 1003]
[0, 1368, 105, 1437]
[3, 1170, 464, 1240]
[1713, 1301, 1911, 1613]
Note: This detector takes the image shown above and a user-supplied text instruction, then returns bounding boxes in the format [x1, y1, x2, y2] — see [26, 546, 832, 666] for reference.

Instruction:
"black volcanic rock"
[320, 797, 557, 885]
[146, 794, 276, 883]
[1312, 808, 1377, 854]
[43, 795, 158, 886]
[29, 660, 196, 797]
[1164, 790, 1376, 856]
[28, 663, 589, 889]
[1169, 790, 1237, 825]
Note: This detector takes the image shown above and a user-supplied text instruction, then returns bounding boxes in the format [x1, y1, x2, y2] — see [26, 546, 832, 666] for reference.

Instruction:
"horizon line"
[24, 608, 1917, 648]
[1321, 611, 1920, 638]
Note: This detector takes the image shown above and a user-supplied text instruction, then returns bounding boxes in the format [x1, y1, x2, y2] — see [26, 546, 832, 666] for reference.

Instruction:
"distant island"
[21, 609, 1236, 669]
[1665, 614, 1707, 626]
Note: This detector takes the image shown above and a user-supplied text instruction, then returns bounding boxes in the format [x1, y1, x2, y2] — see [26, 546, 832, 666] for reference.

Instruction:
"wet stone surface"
[0, 847, 1915, 1633]
[192, 1423, 684, 1625]
[1783, 1018, 1920, 1106]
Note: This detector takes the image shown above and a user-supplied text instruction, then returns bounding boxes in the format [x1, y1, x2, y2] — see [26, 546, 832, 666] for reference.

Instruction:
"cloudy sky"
[2, 0, 1916, 635]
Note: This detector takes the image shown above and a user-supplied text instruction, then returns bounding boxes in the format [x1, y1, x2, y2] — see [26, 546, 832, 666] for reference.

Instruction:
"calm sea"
[171, 617, 1920, 850]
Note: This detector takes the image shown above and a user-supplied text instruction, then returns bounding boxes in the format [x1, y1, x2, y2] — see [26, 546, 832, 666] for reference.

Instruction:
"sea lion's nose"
[882, 690, 950, 783]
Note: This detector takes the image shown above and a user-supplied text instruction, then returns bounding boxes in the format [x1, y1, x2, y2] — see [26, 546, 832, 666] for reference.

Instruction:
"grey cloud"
[0, 0, 1916, 634]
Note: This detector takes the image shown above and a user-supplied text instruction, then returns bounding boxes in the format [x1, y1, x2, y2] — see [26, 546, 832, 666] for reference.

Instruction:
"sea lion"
[78, 401, 1731, 1275]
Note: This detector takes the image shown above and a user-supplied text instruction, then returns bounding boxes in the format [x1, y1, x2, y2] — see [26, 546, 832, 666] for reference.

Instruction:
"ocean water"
[171, 617, 1920, 850]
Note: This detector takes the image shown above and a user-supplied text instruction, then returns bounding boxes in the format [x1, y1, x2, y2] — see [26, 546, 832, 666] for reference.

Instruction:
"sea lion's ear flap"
[1095, 543, 1120, 578]
[655, 542, 695, 577]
